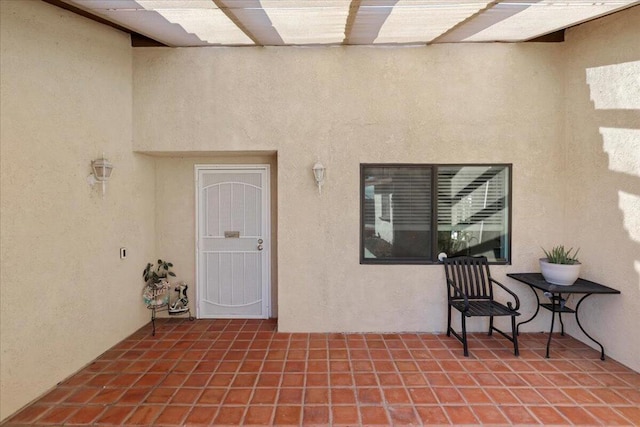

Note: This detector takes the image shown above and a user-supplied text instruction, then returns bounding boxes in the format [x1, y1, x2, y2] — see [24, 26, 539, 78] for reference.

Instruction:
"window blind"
[389, 168, 432, 229]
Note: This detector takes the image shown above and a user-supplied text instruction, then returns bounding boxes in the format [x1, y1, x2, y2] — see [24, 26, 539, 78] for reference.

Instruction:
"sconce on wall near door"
[312, 161, 326, 194]
[87, 155, 114, 196]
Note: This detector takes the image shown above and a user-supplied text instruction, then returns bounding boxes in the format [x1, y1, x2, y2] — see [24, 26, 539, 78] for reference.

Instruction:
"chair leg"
[446, 305, 452, 337]
[488, 315, 494, 336]
[461, 313, 469, 357]
[511, 315, 519, 356]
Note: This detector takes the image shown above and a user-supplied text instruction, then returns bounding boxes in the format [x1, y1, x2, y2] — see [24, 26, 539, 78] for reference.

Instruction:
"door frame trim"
[194, 164, 271, 319]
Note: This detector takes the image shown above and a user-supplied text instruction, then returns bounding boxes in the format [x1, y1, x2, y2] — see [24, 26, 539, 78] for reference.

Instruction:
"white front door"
[196, 165, 270, 318]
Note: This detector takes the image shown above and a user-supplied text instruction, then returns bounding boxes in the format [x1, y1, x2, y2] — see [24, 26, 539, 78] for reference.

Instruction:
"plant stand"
[144, 282, 194, 336]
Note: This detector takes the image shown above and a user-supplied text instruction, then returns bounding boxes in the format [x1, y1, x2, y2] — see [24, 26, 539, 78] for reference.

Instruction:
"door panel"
[197, 166, 269, 318]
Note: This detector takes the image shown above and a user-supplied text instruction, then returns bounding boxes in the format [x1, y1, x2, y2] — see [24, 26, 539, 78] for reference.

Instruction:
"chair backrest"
[443, 256, 493, 301]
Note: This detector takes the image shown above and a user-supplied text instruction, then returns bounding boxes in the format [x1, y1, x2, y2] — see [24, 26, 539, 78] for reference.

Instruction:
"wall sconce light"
[87, 155, 114, 196]
[312, 161, 325, 194]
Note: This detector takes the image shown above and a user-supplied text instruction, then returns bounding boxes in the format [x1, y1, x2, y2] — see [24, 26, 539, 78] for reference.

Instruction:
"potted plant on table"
[142, 259, 176, 307]
[540, 245, 581, 286]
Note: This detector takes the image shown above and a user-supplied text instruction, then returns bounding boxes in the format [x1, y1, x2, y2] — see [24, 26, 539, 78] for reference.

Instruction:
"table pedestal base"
[516, 287, 606, 360]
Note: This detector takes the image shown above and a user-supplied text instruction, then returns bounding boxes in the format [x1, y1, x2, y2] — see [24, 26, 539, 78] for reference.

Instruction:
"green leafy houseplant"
[142, 259, 176, 307]
[142, 259, 176, 285]
[542, 245, 580, 265]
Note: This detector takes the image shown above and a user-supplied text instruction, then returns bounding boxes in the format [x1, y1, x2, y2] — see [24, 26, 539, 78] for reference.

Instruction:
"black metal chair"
[443, 256, 520, 357]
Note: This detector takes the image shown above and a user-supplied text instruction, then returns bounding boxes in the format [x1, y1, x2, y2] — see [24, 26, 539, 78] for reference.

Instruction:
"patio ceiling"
[51, 0, 639, 47]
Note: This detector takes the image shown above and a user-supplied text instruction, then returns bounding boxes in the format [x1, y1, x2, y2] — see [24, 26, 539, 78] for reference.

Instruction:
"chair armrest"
[447, 279, 469, 312]
[490, 278, 520, 311]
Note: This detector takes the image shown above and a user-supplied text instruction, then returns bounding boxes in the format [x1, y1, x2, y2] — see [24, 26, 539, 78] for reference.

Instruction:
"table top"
[507, 273, 621, 294]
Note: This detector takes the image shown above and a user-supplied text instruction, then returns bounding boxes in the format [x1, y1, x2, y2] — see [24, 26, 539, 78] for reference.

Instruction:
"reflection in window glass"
[437, 166, 509, 262]
[362, 166, 432, 261]
[361, 164, 511, 264]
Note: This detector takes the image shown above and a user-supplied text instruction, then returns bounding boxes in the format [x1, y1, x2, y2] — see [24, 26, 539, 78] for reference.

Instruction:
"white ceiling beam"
[214, 0, 284, 45]
[346, 0, 400, 44]
[430, 0, 527, 43]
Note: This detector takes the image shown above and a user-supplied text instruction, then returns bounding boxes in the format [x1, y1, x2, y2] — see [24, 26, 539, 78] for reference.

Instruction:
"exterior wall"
[563, 8, 640, 371]
[152, 154, 279, 318]
[2, 5, 636, 420]
[0, 1, 156, 420]
[133, 44, 566, 334]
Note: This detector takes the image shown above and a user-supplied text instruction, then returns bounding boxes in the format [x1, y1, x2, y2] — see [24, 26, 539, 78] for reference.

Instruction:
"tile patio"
[4, 319, 640, 426]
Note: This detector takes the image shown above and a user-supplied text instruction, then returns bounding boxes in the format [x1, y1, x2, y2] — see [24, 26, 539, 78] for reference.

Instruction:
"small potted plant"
[142, 259, 176, 307]
[540, 245, 581, 286]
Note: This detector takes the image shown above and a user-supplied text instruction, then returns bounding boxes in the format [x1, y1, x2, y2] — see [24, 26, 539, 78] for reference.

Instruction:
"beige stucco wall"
[133, 44, 567, 335]
[1, 3, 637, 420]
[0, 1, 156, 420]
[563, 8, 640, 372]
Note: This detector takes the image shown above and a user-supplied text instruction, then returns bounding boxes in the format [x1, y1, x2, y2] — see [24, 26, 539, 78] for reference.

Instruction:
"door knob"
[257, 244, 263, 251]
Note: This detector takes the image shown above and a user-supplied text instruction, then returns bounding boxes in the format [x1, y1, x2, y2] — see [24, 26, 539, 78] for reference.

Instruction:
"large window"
[361, 164, 511, 264]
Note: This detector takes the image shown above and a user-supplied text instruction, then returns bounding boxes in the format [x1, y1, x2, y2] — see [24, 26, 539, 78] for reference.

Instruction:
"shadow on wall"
[586, 59, 640, 287]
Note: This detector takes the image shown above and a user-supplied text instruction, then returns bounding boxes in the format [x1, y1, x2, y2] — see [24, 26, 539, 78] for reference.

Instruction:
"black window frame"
[360, 163, 512, 265]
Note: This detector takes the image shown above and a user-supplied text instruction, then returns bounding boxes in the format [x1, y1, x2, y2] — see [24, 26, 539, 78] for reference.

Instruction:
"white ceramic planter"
[539, 258, 581, 286]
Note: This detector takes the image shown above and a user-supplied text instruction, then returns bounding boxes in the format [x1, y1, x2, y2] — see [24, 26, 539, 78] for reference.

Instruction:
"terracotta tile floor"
[4, 319, 640, 426]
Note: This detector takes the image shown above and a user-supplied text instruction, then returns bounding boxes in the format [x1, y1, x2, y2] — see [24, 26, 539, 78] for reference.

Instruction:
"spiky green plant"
[542, 245, 580, 265]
